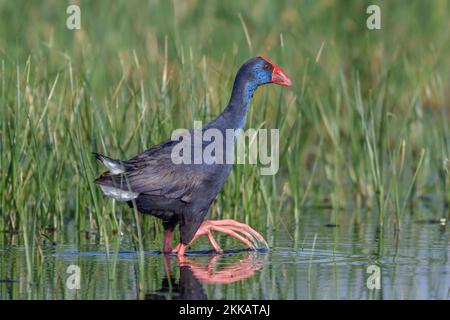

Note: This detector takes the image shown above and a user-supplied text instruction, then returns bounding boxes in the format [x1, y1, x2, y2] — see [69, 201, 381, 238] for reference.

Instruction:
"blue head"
[231, 56, 291, 105]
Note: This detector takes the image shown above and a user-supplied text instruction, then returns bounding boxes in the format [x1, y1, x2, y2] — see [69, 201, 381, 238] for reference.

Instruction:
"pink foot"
[171, 243, 183, 254]
[174, 219, 269, 257]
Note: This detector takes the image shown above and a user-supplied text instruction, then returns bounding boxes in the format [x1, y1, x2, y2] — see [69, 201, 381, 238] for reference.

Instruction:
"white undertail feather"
[102, 158, 125, 174]
[99, 185, 139, 201]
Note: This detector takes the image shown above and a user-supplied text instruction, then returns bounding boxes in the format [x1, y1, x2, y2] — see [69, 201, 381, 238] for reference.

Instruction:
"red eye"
[263, 63, 271, 70]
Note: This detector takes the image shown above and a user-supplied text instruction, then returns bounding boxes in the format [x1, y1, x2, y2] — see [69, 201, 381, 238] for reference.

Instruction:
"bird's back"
[95, 127, 234, 209]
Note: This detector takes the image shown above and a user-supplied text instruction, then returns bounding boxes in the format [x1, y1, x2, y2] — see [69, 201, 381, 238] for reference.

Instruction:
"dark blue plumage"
[94, 56, 291, 255]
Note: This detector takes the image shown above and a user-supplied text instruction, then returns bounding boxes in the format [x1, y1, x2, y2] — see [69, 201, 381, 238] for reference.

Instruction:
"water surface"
[0, 209, 448, 299]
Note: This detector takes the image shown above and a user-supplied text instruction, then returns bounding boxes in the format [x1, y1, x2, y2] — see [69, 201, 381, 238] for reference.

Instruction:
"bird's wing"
[94, 139, 215, 202]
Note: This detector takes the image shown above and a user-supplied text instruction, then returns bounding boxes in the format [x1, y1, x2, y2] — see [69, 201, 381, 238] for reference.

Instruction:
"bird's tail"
[93, 152, 139, 201]
[92, 152, 125, 174]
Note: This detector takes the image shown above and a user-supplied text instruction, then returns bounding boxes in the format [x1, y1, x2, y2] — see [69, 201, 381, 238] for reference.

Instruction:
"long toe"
[211, 219, 269, 249]
[207, 231, 223, 254]
[219, 225, 259, 248]
[186, 220, 268, 254]
[211, 225, 256, 250]
[171, 243, 183, 254]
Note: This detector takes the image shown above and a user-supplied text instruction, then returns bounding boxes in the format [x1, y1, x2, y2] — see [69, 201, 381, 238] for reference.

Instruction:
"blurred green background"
[0, 0, 449, 300]
[0, 0, 449, 253]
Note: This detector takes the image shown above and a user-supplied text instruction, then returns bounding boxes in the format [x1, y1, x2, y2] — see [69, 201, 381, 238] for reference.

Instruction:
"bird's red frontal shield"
[259, 55, 292, 87]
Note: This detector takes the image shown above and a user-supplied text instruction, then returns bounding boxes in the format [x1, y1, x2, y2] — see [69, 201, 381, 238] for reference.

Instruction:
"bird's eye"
[263, 63, 271, 70]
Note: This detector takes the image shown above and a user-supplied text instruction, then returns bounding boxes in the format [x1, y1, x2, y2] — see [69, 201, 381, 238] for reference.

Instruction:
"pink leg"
[163, 229, 173, 253]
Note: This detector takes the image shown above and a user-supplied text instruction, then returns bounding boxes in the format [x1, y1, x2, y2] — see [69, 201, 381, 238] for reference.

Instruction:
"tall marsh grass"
[0, 1, 449, 261]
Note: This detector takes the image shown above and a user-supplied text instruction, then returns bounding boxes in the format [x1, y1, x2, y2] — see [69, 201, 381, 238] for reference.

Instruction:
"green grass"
[0, 1, 449, 287]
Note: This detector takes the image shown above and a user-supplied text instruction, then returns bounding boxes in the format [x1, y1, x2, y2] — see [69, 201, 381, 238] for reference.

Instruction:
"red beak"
[259, 55, 292, 87]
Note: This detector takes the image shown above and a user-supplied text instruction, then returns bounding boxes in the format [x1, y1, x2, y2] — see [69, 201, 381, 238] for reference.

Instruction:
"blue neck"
[220, 75, 258, 129]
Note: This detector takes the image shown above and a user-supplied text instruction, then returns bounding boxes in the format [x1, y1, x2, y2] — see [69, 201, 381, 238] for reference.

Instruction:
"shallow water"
[0, 209, 448, 300]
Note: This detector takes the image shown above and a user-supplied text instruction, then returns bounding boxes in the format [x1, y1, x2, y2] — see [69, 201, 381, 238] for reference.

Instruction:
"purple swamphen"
[94, 56, 291, 256]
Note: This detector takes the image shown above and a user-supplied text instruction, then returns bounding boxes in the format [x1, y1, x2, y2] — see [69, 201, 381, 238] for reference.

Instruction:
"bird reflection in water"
[145, 251, 264, 300]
